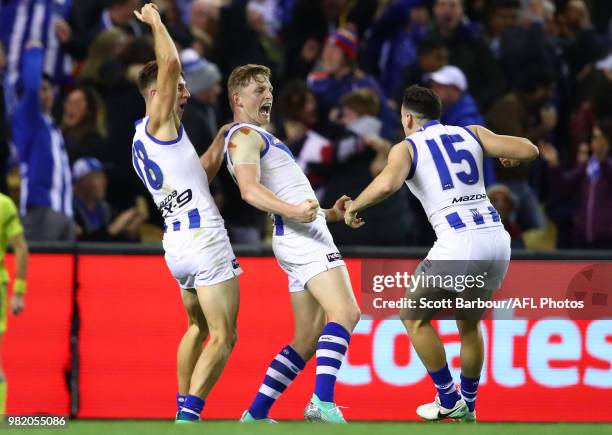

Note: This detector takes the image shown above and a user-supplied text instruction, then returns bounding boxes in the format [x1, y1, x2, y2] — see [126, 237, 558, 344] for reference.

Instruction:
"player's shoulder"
[132, 118, 147, 140]
[227, 123, 268, 150]
[0, 193, 16, 209]
[0, 193, 18, 218]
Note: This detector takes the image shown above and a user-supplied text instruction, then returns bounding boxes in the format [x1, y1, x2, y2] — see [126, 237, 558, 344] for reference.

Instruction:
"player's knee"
[328, 304, 360, 331]
[348, 305, 361, 329]
[339, 305, 361, 331]
[209, 328, 237, 354]
[186, 321, 206, 340]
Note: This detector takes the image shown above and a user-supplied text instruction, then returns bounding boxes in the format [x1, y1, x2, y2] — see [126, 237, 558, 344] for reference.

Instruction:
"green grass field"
[3, 421, 611, 435]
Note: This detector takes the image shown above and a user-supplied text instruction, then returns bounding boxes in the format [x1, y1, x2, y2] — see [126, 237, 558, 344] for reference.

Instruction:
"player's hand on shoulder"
[217, 122, 236, 140]
[326, 195, 351, 223]
[291, 198, 319, 223]
[134, 3, 161, 26]
[344, 201, 365, 229]
[10, 294, 25, 316]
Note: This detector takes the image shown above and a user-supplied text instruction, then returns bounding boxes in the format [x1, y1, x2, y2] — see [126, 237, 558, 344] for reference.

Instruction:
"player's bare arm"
[468, 125, 539, 168]
[134, 3, 181, 140]
[230, 129, 319, 223]
[8, 232, 28, 315]
[200, 123, 234, 182]
[345, 141, 412, 228]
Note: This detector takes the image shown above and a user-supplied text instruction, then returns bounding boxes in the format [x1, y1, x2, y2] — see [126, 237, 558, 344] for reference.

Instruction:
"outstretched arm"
[468, 125, 539, 165]
[230, 130, 319, 223]
[345, 141, 412, 228]
[134, 3, 180, 134]
[13, 41, 44, 143]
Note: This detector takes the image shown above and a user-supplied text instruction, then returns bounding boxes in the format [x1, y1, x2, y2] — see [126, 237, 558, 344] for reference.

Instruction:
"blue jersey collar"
[419, 120, 440, 131]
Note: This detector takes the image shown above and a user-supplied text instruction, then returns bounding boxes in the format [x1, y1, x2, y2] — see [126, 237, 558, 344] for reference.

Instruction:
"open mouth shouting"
[259, 101, 272, 119]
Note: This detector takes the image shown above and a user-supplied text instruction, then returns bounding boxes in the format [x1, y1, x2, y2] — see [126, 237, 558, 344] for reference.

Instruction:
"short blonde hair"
[227, 64, 271, 107]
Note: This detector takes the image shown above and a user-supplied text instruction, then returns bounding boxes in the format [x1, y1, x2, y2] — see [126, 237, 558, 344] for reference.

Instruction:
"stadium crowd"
[0, 0, 610, 249]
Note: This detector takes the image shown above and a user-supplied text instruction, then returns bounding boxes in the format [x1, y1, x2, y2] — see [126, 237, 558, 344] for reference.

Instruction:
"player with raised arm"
[345, 85, 539, 422]
[0, 193, 29, 415]
[223, 64, 360, 423]
[131, 3, 241, 422]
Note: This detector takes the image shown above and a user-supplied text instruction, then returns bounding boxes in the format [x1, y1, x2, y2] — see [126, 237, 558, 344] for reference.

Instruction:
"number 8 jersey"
[131, 117, 224, 232]
[405, 120, 502, 237]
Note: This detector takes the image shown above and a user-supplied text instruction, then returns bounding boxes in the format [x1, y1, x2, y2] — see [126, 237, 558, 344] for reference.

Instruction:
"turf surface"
[4, 421, 611, 435]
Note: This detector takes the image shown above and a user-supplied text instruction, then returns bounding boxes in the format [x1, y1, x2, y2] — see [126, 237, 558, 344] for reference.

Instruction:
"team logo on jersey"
[452, 193, 486, 204]
[232, 258, 240, 270]
[326, 252, 343, 262]
[159, 188, 193, 218]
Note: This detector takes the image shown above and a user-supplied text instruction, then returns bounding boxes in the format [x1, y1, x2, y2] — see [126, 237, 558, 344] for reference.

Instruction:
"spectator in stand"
[555, 0, 607, 78]
[426, 0, 506, 111]
[180, 48, 223, 152]
[62, 86, 109, 164]
[395, 35, 448, 104]
[281, 0, 378, 81]
[1, 0, 73, 107]
[189, 0, 225, 57]
[81, 31, 153, 211]
[72, 157, 146, 242]
[79, 29, 132, 88]
[323, 88, 414, 246]
[0, 43, 8, 193]
[540, 125, 612, 248]
[487, 184, 524, 248]
[484, 0, 521, 60]
[308, 28, 401, 140]
[278, 79, 334, 201]
[158, 0, 192, 50]
[427, 65, 496, 186]
[11, 42, 74, 241]
[57, 0, 144, 61]
[486, 67, 555, 230]
[210, 0, 284, 122]
[363, 0, 430, 97]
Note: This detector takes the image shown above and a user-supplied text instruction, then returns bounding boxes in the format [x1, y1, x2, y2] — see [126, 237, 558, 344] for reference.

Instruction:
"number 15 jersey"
[405, 120, 502, 237]
[131, 117, 224, 231]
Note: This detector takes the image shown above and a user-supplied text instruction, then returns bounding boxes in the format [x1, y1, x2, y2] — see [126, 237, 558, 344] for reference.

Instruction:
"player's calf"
[246, 345, 306, 420]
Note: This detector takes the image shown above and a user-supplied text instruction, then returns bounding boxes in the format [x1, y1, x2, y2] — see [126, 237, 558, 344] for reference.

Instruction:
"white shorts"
[420, 227, 511, 291]
[272, 220, 345, 293]
[163, 227, 242, 289]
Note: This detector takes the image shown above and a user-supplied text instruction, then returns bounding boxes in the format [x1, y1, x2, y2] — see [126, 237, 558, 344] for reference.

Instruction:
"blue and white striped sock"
[428, 364, 461, 409]
[176, 394, 204, 421]
[176, 393, 186, 414]
[248, 345, 305, 419]
[314, 322, 351, 403]
[460, 374, 479, 412]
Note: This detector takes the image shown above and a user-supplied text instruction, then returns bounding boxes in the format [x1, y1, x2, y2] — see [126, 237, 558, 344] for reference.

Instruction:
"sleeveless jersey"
[404, 120, 502, 237]
[131, 117, 223, 232]
[224, 123, 322, 235]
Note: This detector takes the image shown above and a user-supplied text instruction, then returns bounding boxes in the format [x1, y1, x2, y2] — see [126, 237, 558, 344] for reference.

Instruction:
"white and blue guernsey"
[131, 117, 223, 232]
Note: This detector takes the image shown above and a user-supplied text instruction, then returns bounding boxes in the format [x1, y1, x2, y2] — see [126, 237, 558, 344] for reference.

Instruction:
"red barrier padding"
[4, 254, 611, 421]
[75, 256, 612, 421]
[3, 254, 73, 416]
